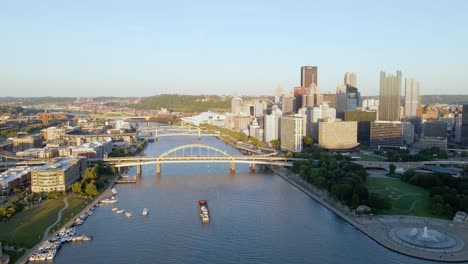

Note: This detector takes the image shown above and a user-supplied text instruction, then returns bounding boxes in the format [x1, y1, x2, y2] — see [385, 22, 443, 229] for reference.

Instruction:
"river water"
[53, 134, 441, 264]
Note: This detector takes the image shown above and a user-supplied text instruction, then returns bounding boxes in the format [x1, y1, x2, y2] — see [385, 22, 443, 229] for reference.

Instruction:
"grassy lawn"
[49, 196, 92, 234]
[365, 177, 437, 218]
[0, 199, 64, 248]
[3, 249, 25, 263]
[356, 154, 387, 161]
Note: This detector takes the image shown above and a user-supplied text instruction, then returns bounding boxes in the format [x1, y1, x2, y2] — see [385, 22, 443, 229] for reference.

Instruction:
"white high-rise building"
[231, 97, 243, 116]
[264, 114, 279, 143]
[404, 77, 420, 117]
[280, 115, 303, 152]
[344, 72, 357, 87]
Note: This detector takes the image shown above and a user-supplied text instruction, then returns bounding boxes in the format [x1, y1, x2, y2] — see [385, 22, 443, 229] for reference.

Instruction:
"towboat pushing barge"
[198, 200, 210, 223]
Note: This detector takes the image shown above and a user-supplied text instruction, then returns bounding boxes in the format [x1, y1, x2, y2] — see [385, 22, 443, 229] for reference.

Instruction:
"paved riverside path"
[18, 176, 118, 264]
[42, 196, 70, 241]
[270, 166, 468, 263]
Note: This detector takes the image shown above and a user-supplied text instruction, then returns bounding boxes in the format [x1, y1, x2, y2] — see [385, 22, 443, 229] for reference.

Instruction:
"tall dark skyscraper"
[301, 66, 318, 88]
[462, 105, 468, 146]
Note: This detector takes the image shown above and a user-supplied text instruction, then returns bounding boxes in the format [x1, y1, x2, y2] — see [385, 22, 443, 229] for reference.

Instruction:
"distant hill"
[362, 95, 468, 105]
[130, 94, 232, 112]
[0, 97, 75, 105]
[420, 95, 468, 105]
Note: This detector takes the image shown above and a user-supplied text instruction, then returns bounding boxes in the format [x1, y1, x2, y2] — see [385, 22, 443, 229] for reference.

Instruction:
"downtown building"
[370, 121, 403, 147]
[264, 113, 280, 143]
[231, 97, 243, 116]
[344, 110, 377, 145]
[301, 66, 318, 88]
[463, 105, 468, 146]
[318, 121, 358, 151]
[379, 70, 402, 121]
[31, 158, 87, 193]
[404, 77, 420, 117]
[280, 115, 303, 152]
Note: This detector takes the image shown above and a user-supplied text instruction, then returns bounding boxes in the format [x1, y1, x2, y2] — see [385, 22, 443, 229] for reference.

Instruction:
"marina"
[29, 226, 93, 262]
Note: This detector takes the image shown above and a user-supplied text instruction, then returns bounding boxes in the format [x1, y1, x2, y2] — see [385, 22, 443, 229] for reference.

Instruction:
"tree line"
[292, 146, 392, 212]
[401, 169, 468, 217]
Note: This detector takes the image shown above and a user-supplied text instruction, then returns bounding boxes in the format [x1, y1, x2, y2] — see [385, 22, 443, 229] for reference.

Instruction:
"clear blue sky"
[1, 0, 467, 97]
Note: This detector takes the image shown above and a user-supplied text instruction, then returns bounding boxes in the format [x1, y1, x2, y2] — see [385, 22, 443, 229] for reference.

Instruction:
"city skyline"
[1, 1, 467, 97]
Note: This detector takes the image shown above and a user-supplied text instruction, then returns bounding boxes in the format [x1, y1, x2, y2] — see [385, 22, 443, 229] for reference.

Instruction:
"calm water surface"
[54, 134, 445, 264]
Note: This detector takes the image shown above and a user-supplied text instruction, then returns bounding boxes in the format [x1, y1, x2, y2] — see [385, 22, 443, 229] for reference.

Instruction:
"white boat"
[112, 207, 118, 211]
[111, 187, 118, 195]
[29, 254, 37, 261]
[125, 212, 132, 217]
[142, 208, 149, 216]
[46, 253, 54, 260]
[101, 197, 118, 204]
[116, 209, 124, 214]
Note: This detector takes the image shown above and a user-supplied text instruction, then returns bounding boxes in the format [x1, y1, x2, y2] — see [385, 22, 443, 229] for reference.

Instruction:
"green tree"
[270, 139, 281, 149]
[303, 136, 313, 146]
[389, 163, 396, 175]
[351, 193, 360, 208]
[432, 203, 444, 215]
[85, 182, 99, 197]
[71, 182, 83, 195]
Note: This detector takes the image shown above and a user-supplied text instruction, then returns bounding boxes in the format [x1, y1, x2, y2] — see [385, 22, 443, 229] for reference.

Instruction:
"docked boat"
[198, 200, 210, 223]
[125, 212, 133, 217]
[101, 196, 118, 204]
[116, 209, 124, 214]
[111, 187, 118, 195]
[142, 208, 149, 216]
[112, 207, 118, 211]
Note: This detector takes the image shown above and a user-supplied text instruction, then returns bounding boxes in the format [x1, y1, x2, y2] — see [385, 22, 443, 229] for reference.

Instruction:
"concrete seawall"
[269, 166, 468, 263]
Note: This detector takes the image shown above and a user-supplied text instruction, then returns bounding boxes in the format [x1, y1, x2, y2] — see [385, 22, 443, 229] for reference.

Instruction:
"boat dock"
[116, 176, 137, 184]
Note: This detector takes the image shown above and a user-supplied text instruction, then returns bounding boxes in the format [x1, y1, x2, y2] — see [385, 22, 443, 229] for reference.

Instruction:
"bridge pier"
[249, 163, 255, 172]
[156, 163, 161, 175]
[230, 162, 236, 173]
[136, 164, 142, 176]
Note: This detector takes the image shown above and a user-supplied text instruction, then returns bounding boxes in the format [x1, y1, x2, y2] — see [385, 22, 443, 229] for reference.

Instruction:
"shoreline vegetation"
[2, 140, 148, 263]
[269, 166, 468, 262]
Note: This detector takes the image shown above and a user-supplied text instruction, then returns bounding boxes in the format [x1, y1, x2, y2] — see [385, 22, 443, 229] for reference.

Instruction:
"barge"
[198, 200, 210, 223]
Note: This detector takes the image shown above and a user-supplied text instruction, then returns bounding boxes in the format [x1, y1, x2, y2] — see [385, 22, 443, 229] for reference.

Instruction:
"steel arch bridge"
[104, 144, 300, 175]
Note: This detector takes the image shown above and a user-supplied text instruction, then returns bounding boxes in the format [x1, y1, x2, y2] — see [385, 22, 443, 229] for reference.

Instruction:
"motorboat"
[100, 196, 118, 204]
[116, 209, 124, 214]
[142, 208, 149, 216]
[125, 212, 133, 217]
[112, 207, 118, 211]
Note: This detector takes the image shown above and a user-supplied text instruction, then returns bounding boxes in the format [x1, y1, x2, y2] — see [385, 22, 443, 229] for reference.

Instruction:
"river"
[53, 133, 442, 264]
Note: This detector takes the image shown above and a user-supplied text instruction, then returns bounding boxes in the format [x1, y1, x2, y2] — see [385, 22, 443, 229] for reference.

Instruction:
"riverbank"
[269, 166, 468, 263]
[16, 176, 118, 264]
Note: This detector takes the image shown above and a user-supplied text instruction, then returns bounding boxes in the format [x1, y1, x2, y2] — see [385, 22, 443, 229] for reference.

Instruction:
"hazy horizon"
[1, 1, 467, 97]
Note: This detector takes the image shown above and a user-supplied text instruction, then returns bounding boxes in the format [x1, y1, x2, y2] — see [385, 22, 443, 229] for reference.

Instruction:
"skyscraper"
[280, 115, 303, 152]
[301, 66, 318, 88]
[404, 77, 420, 117]
[302, 83, 323, 108]
[462, 105, 468, 146]
[344, 72, 357, 87]
[231, 97, 243, 116]
[379, 70, 402, 121]
[336, 84, 361, 119]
